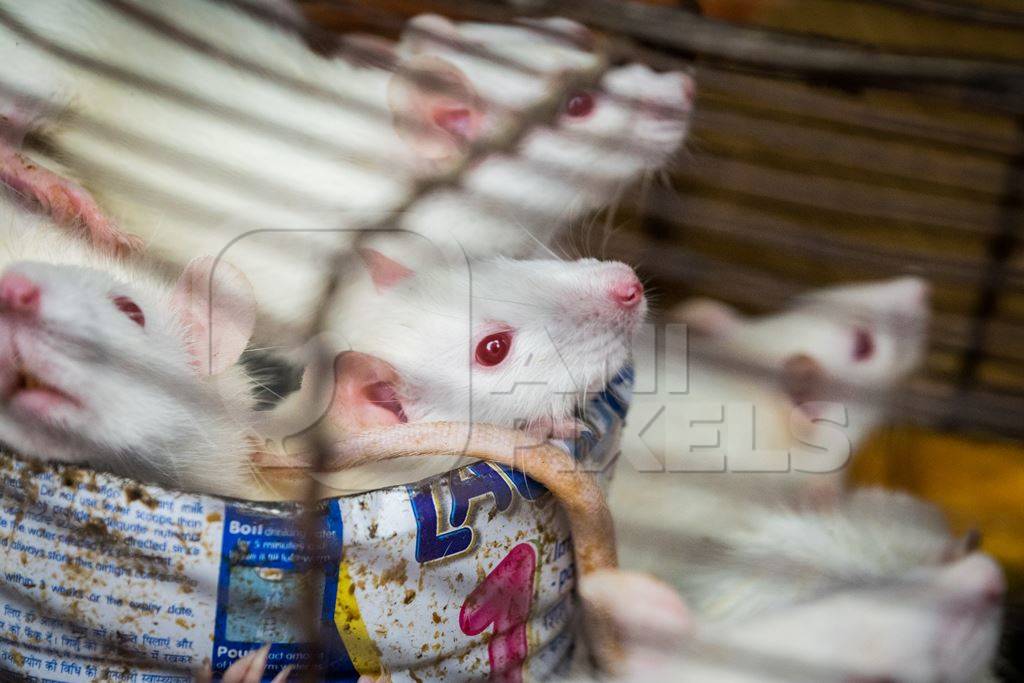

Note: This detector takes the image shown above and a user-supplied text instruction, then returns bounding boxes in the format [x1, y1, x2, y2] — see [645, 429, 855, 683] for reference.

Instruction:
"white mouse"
[392, 14, 695, 257]
[576, 553, 1003, 682]
[0, 195, 262, 497]
[0, 2, 692, 340]
[622, 277, 930, 501]
[579, 488, 1004, 683]
[261, 249, 647, 494]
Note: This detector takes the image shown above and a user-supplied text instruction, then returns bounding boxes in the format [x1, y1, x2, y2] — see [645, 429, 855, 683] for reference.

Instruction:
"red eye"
[853, 328, 874, 361]
[564, 91, 595, 118]
[475, 331, 512, 367]
[113, 295, 145, 328]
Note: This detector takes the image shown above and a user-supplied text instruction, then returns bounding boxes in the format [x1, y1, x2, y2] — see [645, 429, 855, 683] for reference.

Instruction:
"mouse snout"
[681, 73, 697, 105]
[0, 272, 41, 316]
[944, 553, 1006, 607]
[887, 276, 931, 309]
[610, 276, 644, 310]
[912, 279, 931, 306]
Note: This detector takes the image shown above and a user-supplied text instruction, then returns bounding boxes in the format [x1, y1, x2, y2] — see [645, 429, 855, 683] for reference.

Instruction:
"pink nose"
[978, 562, 1007, 606]
[682, 74, 697, 104]
[951, 554, 1006, 607]
[916, 280, 932, 305]
[611, 278, 644, 309]
[0, 273, 40, 315]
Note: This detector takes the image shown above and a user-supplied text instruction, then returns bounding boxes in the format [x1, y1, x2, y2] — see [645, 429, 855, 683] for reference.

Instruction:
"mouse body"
[583, 488, 1003, 683]
[681, 488, 1003, 683]
[0, 194, 262, 497]
[0, 2, 692, 341]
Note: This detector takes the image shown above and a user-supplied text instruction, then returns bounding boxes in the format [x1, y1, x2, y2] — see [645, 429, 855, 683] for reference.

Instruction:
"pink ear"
[324, 351, 408, 432]
[388, 54, 485, 164]
[671, 297, 741, 336]
[171, 256, 256, 376]
[358, 248, 414, 292]
[781, 353, 828, 415]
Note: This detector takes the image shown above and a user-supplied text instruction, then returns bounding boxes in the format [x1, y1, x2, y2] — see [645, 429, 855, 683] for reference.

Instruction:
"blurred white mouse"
[392, 14, 695, 257]
[579, 488, 1004, 683]
[622, 277, 930, 501]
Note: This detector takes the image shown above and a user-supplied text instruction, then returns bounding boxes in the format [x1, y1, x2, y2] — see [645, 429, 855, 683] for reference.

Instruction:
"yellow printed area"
[334, 561, 383, 676]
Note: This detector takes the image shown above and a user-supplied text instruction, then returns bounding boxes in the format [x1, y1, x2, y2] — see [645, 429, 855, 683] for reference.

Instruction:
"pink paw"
[1, 146, 142, 257]
[195, 644, 294, 683]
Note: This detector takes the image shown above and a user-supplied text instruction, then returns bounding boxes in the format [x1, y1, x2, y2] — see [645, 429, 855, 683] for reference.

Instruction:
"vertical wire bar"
[953, 118, 1024, 424]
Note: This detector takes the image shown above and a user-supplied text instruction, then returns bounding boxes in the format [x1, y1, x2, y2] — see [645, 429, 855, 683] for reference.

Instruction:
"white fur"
[0, 195, 257, 497]
[584, 489, 1003, 683]
[678, 490, 1003, 682]
[279, 255, 646, 494]
[0, 1, 691, 341]
[397, 18, 694, 255]
[341, 257, 643, 424]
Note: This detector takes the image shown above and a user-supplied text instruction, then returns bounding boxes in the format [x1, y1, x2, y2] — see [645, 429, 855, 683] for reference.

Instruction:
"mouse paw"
[195, 644, 294, 683]
[1, 147, 142, 257]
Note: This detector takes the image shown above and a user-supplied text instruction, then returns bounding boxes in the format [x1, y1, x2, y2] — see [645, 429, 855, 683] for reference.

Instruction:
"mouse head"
[528, 62, 694, 186]
[786, 277, 931, 388]
[317, 251, 647, 436]
[0, 255, 257, 489]
[387, 15, 694, 171]
[675, 277, 930, 423]
[388, 15, 596, 165]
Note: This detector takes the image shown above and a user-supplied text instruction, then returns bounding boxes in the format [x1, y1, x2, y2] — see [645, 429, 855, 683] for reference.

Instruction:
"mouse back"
[678, 487, 986, 620]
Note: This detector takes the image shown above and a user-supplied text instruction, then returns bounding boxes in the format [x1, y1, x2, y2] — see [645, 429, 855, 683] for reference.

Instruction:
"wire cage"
[0, 0, 1022, 681]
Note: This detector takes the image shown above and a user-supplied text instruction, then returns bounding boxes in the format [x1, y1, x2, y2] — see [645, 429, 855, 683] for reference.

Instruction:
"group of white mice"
[0, 1, 1006, 681]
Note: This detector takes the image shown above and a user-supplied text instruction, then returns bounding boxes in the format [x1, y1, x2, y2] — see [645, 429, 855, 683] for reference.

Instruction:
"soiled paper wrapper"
[0, 370, 631, 681]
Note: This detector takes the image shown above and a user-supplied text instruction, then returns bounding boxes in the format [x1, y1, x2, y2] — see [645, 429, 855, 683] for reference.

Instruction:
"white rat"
[392, 14, 695, 257]
[0, 2, 692, 339]
[579, 488, 1004, 683]
[581, 520, 1003, 679]
[261, 249, 647, 494]
[0, 194, 263, 498]
[621, 277, 930, 501]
